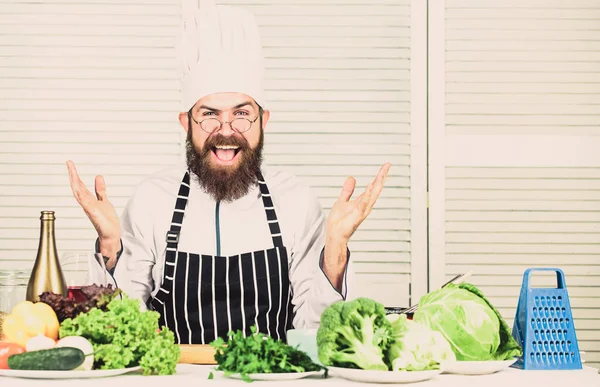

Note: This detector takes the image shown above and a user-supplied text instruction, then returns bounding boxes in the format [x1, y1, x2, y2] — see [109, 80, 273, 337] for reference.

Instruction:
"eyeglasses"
[189, 113, 259, 134]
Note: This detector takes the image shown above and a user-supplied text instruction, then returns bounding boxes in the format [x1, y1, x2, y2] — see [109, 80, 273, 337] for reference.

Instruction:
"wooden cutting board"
[178, 344, 217, 365]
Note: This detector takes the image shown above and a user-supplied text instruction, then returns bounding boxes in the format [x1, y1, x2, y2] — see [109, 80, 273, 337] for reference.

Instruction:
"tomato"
[0, 342, 25, 369]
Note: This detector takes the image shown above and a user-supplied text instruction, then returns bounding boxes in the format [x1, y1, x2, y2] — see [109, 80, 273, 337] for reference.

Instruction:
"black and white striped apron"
[149, 171, 294, 344]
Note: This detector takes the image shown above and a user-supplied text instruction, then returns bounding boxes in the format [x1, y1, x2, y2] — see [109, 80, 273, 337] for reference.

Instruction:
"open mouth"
[212, 145, 242, 163]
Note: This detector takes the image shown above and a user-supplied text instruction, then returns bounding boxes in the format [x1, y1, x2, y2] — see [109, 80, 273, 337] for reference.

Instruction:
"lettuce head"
[413, 283, 522, 361]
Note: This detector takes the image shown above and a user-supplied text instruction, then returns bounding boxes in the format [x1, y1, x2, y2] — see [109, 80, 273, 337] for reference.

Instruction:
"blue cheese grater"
[511, 268, 582, 370]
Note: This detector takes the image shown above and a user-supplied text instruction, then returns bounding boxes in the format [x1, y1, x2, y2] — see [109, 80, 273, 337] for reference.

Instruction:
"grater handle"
[522, 268, 567, 289]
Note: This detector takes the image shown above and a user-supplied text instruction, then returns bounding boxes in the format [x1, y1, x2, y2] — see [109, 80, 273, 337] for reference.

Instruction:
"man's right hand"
[66, 160, 121, 269]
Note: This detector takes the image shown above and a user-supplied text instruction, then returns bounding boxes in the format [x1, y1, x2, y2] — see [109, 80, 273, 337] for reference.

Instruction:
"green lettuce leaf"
[457, 283, 522, 360]
[413, 283, 522, 361]
[59, 295, 180, 375]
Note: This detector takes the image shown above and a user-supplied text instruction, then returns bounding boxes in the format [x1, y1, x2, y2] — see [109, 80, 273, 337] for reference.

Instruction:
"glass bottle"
[26, 211, 67, 301]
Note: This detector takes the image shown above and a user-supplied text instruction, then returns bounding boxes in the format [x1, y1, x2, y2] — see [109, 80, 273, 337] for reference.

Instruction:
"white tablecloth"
[1, 364, 599, 387]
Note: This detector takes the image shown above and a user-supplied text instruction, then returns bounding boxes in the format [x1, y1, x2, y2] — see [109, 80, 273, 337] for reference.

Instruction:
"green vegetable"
[386, 314, 455, 371]
[210, 326, 325, 383]
[59, 295, 180, 376]
[316, 297, 392, 371]
[55, 336, 95, 371]
[8, 347, 85, 371]
[413, 283, 522, 361]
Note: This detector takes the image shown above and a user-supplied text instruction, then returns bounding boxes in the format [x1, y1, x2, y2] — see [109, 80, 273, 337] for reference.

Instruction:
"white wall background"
[429, 0, 600, 369]
[0, 0, 425, 309]
[0, 0, 598, 370]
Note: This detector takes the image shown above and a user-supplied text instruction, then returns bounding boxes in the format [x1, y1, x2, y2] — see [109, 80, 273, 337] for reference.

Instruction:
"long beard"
[186, 129, 264, 203]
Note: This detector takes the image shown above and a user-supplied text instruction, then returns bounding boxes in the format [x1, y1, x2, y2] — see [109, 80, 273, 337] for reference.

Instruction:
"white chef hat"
[178, 0, 266, 112]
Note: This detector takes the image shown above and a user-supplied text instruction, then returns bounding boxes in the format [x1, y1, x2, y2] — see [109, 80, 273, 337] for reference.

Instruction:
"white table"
[1, 364, 599, 387]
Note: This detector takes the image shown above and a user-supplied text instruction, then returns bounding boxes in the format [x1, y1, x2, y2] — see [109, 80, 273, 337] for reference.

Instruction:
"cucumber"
[8, 347, 85, 371]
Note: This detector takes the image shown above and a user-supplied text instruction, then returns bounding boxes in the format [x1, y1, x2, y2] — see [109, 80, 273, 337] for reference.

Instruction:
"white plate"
[214, 369, 325, 381]
[443, 359, 517, 375]
[0, 366, 142, 379]
[328, 367, 442, 384]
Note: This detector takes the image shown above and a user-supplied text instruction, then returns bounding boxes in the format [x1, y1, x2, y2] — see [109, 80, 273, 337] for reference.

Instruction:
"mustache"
[203, 134, 249, 151]
[185, 129, 264, 203]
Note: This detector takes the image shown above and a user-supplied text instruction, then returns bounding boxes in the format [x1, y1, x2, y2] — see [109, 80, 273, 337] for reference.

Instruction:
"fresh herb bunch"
[59, 295, 180, 376]
[210, 326, 326, 382]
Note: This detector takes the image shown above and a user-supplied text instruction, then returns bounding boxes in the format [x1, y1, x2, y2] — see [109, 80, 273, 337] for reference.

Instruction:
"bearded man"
[66, 3, 390, 344]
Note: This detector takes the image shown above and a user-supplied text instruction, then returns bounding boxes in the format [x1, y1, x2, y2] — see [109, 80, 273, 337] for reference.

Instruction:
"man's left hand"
[322, 163, 391, 292]
[327, 162, 391, 243]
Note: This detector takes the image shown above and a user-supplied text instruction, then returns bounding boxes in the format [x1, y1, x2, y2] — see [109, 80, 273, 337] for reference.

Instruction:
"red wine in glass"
[67, 286, 87, 303]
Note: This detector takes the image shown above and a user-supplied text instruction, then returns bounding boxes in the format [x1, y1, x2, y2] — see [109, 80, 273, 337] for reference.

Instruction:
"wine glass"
[60, 252, 109, 302]
[60, 252, 90, 302]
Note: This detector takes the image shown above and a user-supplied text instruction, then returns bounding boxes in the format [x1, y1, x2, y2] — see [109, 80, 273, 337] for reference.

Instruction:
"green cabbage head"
[385, 314, 456, 371]
[413, 283, 522, 361]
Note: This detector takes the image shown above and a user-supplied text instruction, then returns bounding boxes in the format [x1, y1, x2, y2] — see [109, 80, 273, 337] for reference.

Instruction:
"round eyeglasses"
[189, 114, 259, 134]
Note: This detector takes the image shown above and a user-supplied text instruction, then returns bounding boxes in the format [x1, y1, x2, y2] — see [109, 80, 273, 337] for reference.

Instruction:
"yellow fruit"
[3, 301, 60, 345]
[2, 314, 29, 347]
[11, 301, 35, 317]
[32, 303, 59, 340]
[22, 314, 46, 337]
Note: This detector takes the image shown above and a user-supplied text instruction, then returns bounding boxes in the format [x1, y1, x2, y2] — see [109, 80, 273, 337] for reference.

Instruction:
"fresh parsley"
[210, 326, 326, 383]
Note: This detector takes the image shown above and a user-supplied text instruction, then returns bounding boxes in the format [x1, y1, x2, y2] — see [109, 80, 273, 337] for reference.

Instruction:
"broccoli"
[316, 297, 393, 371]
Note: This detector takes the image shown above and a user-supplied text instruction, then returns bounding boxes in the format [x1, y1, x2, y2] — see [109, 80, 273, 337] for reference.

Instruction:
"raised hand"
[66, 160, 121, 264]
[326, 163, 391, 243]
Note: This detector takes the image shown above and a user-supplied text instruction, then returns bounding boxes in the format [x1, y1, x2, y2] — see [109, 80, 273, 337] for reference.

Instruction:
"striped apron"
[149, 171, 294, 344]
